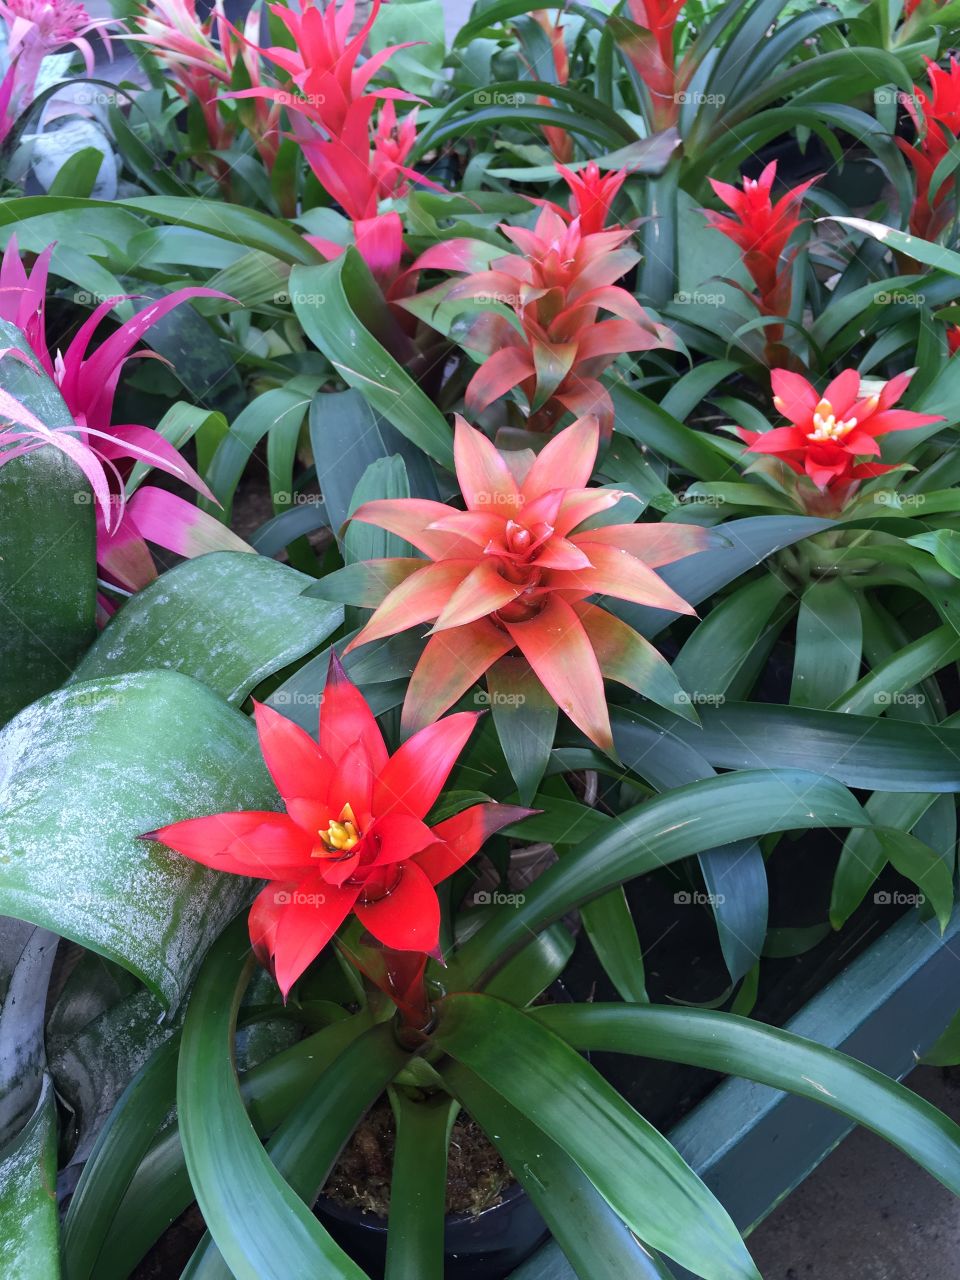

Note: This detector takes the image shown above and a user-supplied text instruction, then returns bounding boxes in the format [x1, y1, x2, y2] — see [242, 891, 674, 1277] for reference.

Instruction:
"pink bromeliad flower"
[0, 0, 116, 138]
[0, 238, 246, 595]
[229, 0, 418, 140]
[337, 415, 711, 752]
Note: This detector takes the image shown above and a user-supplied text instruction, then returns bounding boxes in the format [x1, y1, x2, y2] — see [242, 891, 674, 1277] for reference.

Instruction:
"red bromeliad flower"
[231, 0, 417, 140]
[145, 652, 530, 999]
[704, 161, 815, 366]
[896, 58, 960, 241]
[619, 0, 689, 131]
[293, 96, 432, 223]
[738, 368, 943, 508]
[445, 200, 674, 435]
[342, 415, 710, 752]
[534, 162, 629, 236]
[530, 9, 573, 163]
[0, 238, 245, 596]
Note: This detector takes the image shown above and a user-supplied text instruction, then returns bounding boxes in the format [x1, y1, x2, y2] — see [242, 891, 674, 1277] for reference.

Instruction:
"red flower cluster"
[739, 368, 943, 507]
[146, 653, 529, 998]
[619, 0, 689, 131]
[897, 58, 960, 241]
[343, 415, 709, 752]
[704, 160, 815, 365]
[446, 166, 673, 435]
[232, 0, 431, 221]
[531, 9, 573, 162]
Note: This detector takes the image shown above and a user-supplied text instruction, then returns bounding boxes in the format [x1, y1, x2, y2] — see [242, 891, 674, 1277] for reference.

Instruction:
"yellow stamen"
[807, 398, 858, 443]
[317, 802, 361, 855]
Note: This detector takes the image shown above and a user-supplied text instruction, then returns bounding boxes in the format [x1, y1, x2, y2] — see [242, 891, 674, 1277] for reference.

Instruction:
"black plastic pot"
[316, 1182, 549, 1280]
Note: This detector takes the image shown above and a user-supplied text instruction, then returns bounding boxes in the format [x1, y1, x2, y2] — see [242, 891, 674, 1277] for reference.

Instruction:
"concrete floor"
[748, 1066, 960, 1278]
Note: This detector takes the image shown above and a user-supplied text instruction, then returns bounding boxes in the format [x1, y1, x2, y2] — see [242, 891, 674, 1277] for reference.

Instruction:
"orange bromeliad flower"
[446, 200, 674, 435]
[739, 368, 943, 509]
[341, 416, 711, 752]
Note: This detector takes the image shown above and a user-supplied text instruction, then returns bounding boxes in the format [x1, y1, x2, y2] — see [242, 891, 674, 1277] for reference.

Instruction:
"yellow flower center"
[806, 398, 858, 443]
[317, 802, 361, 855]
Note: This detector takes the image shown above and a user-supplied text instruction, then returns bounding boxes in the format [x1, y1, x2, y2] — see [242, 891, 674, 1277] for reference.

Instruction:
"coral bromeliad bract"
[146, 653, 530, 998]
[344, 415, 712, 752]
[739, 368, 943, 508]
[447, 196, 675, 435]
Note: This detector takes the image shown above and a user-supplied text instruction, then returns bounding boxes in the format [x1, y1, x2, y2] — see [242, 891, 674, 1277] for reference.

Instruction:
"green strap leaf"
[532, 1004, 960, 1198]
[71, 553, 343, 704]
[0, 671, 277, 1006]
[0, 445, 96, 726]
[385, 1092, 456, 1280]
[790, 580, 863, 709]
[177, 920, 368, 1280]
[290, 252, 454, 467]
[453, 768, 867, 988]
[0, 1076, 59, 1278]
[433, 994, 760, 1280]
[616, 703, 960, 791]
[441, 1061, 670, 1280]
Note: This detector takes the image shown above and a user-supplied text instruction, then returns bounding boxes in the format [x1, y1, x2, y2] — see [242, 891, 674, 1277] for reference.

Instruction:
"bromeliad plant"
[7, 1, 960, 1277]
